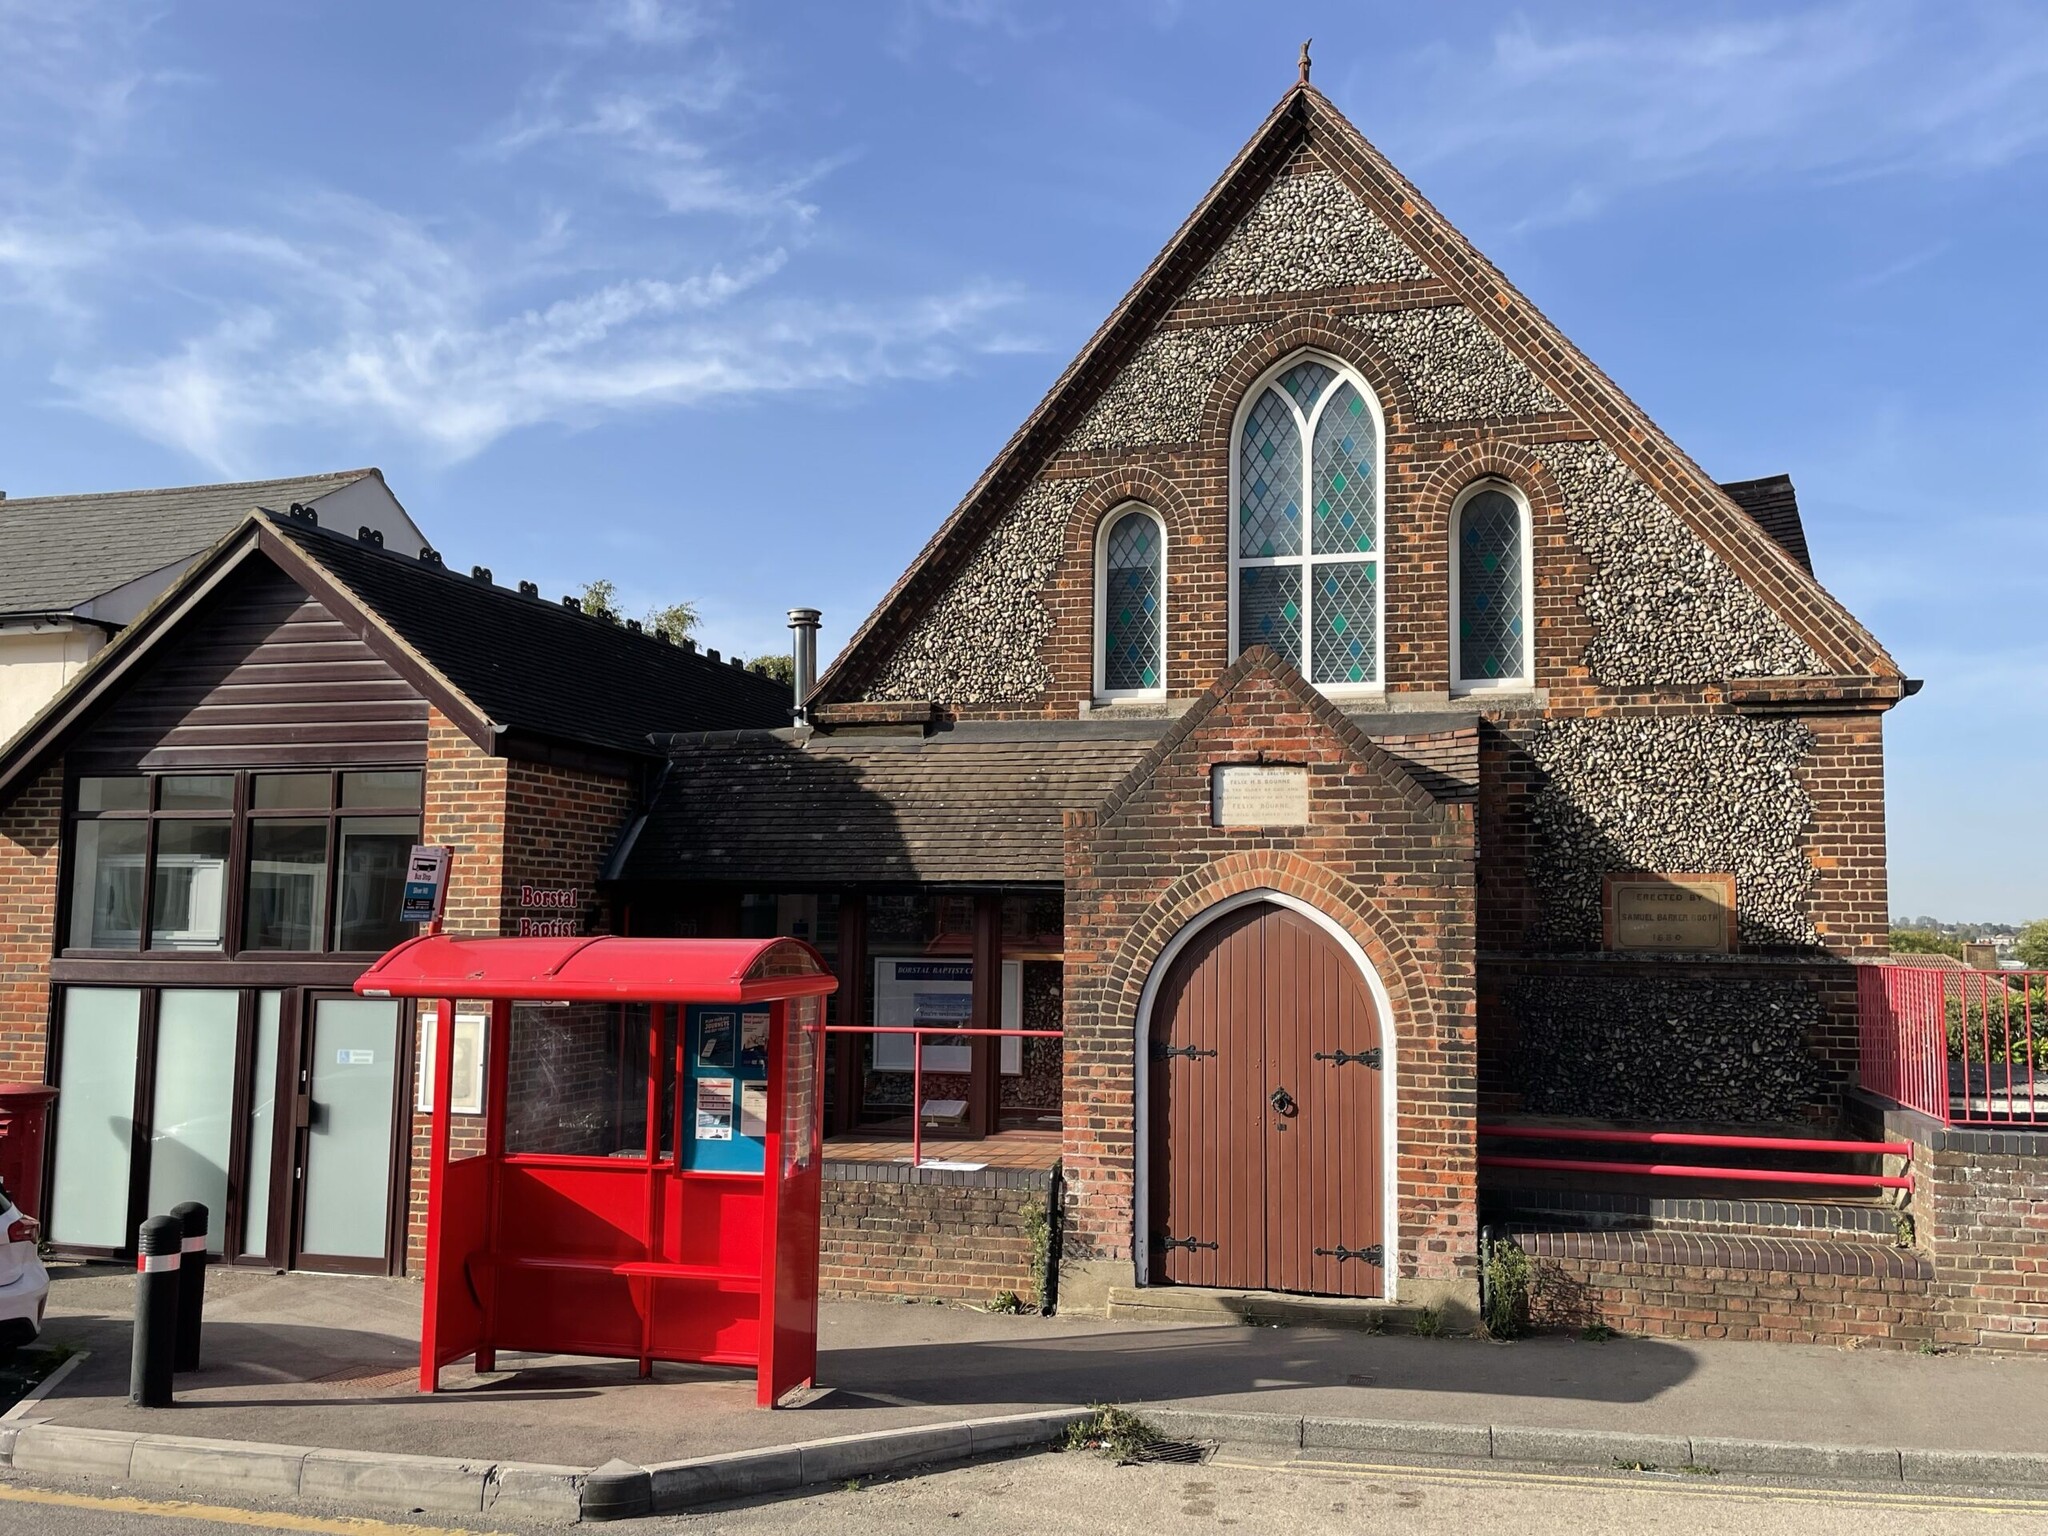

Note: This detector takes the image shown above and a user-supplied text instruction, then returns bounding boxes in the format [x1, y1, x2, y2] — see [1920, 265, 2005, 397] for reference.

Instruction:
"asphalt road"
[10, 1452, 2048, 1536]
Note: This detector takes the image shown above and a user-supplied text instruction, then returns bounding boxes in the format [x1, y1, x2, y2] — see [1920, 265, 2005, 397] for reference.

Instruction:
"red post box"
[356, 934, 836, 1407]
[0, 1085, 58, 1222]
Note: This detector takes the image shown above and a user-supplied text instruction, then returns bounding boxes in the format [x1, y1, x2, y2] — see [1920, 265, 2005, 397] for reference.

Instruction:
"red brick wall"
[1061, 650, 1478, 1292]
[1521, 1230, 1935, 1348]
[820, 1170, 1046, 1305]
[0, 763, 60, 1087]
[1909, 1139, 2048, 1354]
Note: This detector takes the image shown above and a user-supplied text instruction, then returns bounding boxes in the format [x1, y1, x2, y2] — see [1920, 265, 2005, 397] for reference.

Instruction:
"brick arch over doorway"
[1135, 889, 1395, 1298]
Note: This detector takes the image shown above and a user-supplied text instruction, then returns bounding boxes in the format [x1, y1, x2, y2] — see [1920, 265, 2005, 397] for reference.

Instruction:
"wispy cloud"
[1382, 1, 2048, 224]
[0, 0, 1035, 472]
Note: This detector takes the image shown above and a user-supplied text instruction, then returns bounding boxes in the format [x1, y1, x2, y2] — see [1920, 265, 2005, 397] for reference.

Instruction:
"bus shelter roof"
[354, 934, 838, 1004]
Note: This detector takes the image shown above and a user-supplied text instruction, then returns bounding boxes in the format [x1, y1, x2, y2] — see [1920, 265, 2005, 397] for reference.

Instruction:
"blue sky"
[0, 1, 2043, 921]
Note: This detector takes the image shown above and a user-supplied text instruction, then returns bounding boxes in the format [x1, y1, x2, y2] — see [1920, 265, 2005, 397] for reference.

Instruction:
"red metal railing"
[1859, 965, 2048, 1126]
[826, 1024, 1062, 1167]
[1477, 1124, 1913, 1191]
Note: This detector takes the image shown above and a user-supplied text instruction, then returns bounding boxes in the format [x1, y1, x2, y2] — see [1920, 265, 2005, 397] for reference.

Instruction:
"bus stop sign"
[401, 846, 452, 925]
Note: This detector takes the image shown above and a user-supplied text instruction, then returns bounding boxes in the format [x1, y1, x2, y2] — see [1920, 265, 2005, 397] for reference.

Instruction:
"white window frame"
[1227, 351, 1387, 697]
[1448, 478, 1535, 694]
[1094, 501, 1168, 701]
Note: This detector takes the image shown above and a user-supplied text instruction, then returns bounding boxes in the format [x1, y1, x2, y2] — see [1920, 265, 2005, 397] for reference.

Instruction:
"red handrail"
[825, 1023, 1062, 1168]
[1478, 1125, 1910, 1156]
[1478, 1154, 1911, 1191]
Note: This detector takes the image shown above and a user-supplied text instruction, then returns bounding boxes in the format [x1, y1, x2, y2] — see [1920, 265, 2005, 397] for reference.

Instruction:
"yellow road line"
[0, 1479, 513, 1535]
[1212, 1455, 2048, 1517]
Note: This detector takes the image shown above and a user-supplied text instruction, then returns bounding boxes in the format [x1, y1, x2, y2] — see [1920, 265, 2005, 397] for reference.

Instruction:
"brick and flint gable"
[813, 83, 1899, 720]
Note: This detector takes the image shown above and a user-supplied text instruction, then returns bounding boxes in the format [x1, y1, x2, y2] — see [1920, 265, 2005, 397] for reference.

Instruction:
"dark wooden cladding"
[70, 564, 428, 772]
[1148, 902, 1383, 1297]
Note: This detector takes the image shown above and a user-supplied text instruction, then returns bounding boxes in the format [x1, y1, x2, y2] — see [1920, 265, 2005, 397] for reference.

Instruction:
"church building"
[612, 75, 1909, 1321]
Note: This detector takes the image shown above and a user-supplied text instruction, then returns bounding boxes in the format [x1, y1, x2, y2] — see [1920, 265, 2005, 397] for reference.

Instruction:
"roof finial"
[1298, 38, 1312, 85]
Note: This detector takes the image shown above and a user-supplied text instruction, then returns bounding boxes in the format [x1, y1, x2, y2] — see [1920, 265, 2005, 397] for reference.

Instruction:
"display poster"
[415, 1004, 489, 1114]
[739, 1011, 771, 1070]
[697, 1011, 735, 1067]
[695, 1077, 734, 1140]
[872, 959, 1024, 1074]
[740, 1081, 769, 1139]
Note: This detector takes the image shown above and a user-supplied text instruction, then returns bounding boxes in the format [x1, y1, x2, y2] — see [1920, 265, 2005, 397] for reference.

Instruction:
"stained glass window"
[1102, 508, 1164, 693]
[1456, 487, 1528, 684]
[1235, 357, 1382, 688]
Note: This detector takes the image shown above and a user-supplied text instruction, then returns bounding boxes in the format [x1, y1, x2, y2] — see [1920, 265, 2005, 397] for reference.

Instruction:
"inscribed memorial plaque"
[1604, 874, 1737, 953]
[1211, 764, 1310, 827]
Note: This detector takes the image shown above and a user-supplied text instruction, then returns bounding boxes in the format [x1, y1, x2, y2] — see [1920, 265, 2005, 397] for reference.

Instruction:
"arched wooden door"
[1146, 901, 1384, 1296]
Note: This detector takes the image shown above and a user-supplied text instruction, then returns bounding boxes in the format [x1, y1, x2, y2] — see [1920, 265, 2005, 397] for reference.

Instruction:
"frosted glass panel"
[146, 990, 239, 1253]
[49, 988, 141, 1248]
[242, 993, 282, 1256]
[301, 998, 399, 1260]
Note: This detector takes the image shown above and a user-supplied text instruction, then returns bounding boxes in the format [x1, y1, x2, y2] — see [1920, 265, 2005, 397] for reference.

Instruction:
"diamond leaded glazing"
[1237, 564, 1303, 673]
[1237, 387, 1301, 559]
[1311, 561, 1379, 685]
[1312, 382, 1377, 555]
[1457, 488, 1526, 682]
[1235, 356, 1382, 687]
[1103, 509, 1163, 691]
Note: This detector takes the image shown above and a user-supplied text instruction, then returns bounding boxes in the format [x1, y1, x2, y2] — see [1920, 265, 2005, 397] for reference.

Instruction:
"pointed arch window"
[1231, 357, 1384, 689]
[1451, 481, 1532, 690]
[1096, 504, 1165, 698]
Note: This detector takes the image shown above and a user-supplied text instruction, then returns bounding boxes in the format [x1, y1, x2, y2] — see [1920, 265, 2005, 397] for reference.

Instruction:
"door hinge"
[1150, 1042, 1218, 1062]
[1314, 1243, 1384, 1265]
[1313, 1048, 1381, 1068]
[1151, 1231, 1218, 1254]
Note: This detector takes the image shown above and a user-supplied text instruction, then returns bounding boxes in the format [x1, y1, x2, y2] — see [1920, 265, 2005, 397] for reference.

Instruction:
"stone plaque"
[1604, 874, 1737, 953]
[1211, 764, 1309, 827]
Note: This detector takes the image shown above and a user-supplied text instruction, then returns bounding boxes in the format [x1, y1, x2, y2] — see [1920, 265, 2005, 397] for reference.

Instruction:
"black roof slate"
[1720, 474, 1813, 576]
[270, 515, 791, 756]
[622, 716, 1478, 886]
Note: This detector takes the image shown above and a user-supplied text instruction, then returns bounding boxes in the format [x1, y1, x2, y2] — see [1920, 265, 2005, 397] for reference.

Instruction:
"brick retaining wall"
[1519, 1228, 1936, 1348]
[821, 1163, 1051, 1306]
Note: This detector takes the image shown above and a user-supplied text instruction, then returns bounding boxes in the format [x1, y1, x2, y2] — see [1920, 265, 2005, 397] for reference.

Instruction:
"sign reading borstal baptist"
[518, 884, 580, 938]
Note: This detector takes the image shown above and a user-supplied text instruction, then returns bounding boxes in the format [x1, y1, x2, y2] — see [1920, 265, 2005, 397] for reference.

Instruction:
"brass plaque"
[1604, 874, 1736, 953]
[1211, 764, 1309, 827]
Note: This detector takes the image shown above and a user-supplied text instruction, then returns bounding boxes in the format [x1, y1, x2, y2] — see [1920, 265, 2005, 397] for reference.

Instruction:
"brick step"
[1105, 1286, 1423, 1331]
[1482, 1185, 1905, 1244]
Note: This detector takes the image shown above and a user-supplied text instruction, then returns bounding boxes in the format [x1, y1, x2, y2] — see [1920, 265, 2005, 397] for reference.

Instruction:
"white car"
[0, 1188, 48, 1352]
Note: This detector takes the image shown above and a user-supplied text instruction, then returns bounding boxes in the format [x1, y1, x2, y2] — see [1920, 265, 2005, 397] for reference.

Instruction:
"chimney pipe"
[787, 607, 821, 724]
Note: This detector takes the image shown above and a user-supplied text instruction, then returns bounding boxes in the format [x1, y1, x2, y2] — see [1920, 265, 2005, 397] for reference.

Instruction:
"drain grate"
[1134, 1439, 1213, 1465]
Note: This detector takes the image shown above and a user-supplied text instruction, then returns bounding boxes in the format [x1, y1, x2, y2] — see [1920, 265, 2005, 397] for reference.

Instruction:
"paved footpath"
[14, 1263, 2048, 1519]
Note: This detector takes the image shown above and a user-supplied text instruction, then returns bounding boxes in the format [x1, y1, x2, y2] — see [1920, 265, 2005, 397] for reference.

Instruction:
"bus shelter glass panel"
[503, 1002, 666, 1157]
[146, 989, 240, 1252]
[301, 997, 400, 1260]
[49, 988, 142, 1248]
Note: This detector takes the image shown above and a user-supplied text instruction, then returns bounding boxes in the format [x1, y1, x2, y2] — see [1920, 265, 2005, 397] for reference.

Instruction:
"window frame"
[1448, 478, 1536, 694]
[1092, 501, 1169, 702]
[1227, 351, 1388, 696]
[62, 767, 425, 961]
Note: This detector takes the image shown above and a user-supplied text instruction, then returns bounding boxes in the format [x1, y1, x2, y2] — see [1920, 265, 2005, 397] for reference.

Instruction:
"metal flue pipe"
[787, 608, 821, 724]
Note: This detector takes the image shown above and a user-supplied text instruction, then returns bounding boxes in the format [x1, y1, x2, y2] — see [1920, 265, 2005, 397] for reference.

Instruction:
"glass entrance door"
[293, 995, 403, 1273]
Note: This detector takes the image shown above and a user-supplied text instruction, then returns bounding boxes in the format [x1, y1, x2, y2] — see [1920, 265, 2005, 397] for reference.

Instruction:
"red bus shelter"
[355, 934, 837, 1407]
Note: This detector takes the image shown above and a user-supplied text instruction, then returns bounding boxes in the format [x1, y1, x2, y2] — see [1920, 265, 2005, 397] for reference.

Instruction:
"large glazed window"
[1452, 482, 1532, 689]
[1234, 357, 1383, 688]
[66, 768, 422, 957]
[1096, 505, 1165, 697]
